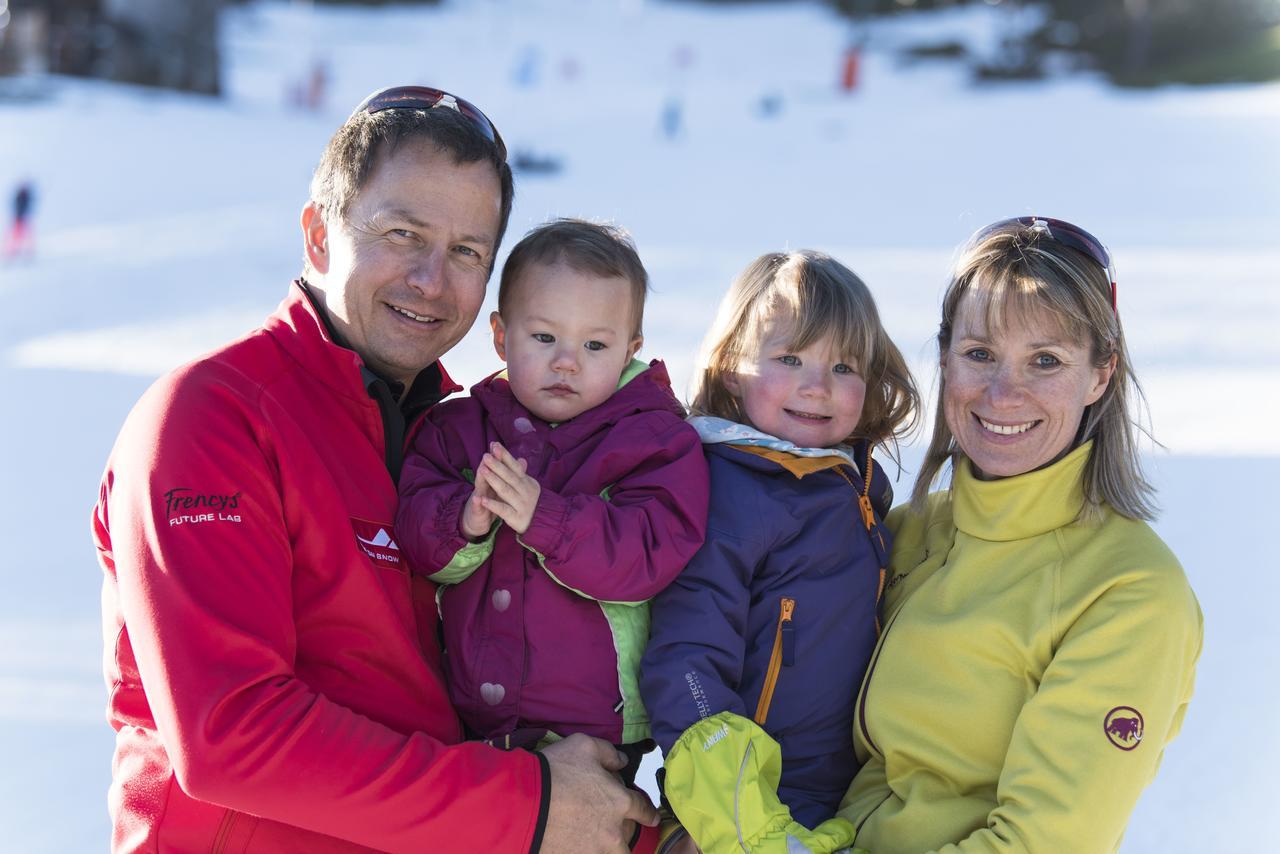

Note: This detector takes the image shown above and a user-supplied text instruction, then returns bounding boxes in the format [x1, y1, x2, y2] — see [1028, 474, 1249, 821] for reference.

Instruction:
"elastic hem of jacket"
[429, 522, 499, 584]
[530, 751, 551, 853]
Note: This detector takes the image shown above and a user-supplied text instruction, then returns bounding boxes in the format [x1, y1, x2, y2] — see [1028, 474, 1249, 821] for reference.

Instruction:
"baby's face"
[492, 260, 642, 422]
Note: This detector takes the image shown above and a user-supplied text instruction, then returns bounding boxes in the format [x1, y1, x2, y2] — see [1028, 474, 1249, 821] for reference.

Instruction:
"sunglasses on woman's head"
[977, 216, 1117, 314]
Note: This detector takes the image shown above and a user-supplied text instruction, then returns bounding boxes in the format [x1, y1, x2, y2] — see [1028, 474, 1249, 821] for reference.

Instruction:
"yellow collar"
[952, 441, 1092, 541]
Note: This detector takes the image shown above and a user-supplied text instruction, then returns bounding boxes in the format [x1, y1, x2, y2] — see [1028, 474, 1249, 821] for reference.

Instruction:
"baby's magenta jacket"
[397, 360, 710, 746]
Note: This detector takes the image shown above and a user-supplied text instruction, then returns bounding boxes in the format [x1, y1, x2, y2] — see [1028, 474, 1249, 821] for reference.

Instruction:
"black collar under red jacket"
[297, 278, 460, 481]
[94, 281, 548, 852]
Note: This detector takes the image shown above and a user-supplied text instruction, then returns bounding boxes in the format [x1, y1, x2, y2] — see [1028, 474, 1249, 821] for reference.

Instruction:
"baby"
[397, 218, 710, 788]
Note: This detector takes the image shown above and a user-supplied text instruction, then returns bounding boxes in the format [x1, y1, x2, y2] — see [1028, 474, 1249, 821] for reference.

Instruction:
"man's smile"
[388, 303, 440, 324]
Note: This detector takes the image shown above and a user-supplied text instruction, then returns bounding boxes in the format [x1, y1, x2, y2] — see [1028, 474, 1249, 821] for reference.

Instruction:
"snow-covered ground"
[1, 0, 1275, 849]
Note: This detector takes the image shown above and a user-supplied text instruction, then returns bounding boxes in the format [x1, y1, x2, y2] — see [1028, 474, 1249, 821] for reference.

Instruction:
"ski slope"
[1, 0, 1276, 849]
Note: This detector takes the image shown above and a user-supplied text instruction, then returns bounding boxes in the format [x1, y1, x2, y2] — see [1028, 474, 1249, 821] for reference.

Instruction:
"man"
[93, 86, 657, 853]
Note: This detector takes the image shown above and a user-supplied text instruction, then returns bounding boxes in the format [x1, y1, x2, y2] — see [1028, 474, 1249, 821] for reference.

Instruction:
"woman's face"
[942, 293, 1114, 480]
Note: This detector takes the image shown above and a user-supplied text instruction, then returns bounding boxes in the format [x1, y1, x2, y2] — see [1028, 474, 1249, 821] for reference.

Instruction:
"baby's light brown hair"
[498, 218, 649, 336]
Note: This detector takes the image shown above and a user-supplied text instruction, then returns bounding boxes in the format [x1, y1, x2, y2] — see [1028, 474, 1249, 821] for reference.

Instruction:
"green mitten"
[663, 712, 857, 853]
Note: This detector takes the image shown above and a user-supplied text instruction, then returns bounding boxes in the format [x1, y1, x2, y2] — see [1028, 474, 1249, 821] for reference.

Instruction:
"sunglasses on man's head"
[978, 216, 1118, 314]
[353, 85, 507, 162]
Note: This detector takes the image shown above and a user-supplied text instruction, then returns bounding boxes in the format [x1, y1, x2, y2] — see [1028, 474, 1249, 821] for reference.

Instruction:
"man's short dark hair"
[309, 106, 514, 274]
[498, 218, 650, 336]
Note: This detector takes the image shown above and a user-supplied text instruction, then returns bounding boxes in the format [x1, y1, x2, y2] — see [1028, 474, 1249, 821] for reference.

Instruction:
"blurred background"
[1, 0, 1277, 850]
[6, 0, 1280, 92]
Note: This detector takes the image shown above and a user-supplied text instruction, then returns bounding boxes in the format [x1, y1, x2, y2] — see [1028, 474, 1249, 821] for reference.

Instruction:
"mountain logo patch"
[351, 518, 403, 572]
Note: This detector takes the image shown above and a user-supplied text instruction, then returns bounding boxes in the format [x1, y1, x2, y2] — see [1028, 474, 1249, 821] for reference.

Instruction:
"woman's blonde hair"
[912, 219, 1157, 521]
[690, 250, 919, 449]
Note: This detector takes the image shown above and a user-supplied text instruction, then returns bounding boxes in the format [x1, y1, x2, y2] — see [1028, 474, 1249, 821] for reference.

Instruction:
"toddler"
[641, 250, 919, 854]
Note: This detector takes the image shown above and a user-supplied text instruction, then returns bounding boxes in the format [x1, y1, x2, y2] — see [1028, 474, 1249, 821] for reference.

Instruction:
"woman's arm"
[933, 564, 1202, 853]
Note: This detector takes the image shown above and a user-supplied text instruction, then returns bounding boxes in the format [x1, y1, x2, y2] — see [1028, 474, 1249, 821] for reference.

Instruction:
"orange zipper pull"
[858, 494, 876, 531]
[754, 597, 796, 726]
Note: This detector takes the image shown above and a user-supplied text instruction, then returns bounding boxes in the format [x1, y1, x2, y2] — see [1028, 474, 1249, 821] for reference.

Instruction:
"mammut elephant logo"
[1104, 706, 1144, 751]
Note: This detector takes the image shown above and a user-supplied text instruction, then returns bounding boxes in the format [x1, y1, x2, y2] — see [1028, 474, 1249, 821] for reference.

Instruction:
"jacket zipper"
[856, 611, 898, 758]
[754, 597, 795, 725]
[210, 808, 238, 854]
[835, 446, 888, 633]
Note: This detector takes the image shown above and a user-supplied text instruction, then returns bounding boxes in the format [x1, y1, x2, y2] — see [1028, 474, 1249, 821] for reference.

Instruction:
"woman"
[839, 217, 1203, 852]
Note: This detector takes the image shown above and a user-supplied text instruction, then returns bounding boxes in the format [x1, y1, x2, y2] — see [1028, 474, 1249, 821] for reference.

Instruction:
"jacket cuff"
[423, 488, 477, 567]
[427, 524, 498, 584]
[529, 751, 551, 853]
[518, 488, 570, 560]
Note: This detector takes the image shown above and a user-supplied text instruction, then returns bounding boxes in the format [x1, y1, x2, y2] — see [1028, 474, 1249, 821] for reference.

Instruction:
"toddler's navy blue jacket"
[641, 434, 893, 828]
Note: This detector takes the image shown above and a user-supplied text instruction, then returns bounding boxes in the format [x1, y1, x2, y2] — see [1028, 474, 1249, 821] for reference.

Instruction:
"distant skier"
[4, 180, 35, 260]
[304, 59, 329, 111]
[757, 91, 783, 119]
[660, 95, 682, 140]
[559, 55, 581, 82]
[514, 45, 541, 87]
[840, 44, 861, 93]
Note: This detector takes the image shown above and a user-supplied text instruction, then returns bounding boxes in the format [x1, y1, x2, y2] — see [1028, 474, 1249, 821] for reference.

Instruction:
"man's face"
[302, 140, 503, 386]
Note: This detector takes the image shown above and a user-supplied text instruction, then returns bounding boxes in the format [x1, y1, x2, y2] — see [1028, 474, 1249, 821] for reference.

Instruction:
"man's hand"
[460, 464, 498, 540]
[474, 442, 541, 534]
[539, 734, 659, 853]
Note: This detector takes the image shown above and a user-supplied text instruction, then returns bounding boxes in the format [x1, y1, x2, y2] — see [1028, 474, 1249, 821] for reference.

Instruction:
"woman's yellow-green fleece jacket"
[839, 441, 1203, 853]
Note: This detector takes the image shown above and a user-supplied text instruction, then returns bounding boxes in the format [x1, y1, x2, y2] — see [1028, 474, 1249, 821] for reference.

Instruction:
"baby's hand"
[460, 465, 498, 540]
[475, 442, 541, 534]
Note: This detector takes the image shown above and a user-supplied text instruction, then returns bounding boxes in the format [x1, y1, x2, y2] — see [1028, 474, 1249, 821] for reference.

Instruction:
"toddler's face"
[492, 260, 642, 422]
[726, 320, 866, 449]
